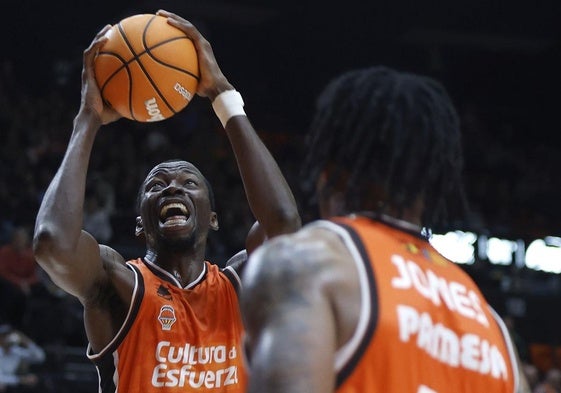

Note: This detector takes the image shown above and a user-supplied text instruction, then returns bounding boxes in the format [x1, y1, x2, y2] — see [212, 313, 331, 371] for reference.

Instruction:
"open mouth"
[159, 202, 190, 224]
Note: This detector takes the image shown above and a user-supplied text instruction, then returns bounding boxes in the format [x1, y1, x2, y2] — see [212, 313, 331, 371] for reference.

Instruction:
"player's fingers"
[95, 24, 112, 39]
[157, 10, 203, 40]
[156, 9, 173, 17]
[90, 25, 112, 49]
[158, 12, 214, 71]
[156, 9, 182, 21]
[84, 25, 111, 58]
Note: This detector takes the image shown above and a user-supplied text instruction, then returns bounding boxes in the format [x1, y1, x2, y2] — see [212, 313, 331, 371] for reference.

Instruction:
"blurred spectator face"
[11, 228, 30, 251]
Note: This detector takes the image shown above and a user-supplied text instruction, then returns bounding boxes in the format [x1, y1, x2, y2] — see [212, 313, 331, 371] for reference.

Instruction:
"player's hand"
[157, 9, 234, 101]
[80, 25, 121, 125]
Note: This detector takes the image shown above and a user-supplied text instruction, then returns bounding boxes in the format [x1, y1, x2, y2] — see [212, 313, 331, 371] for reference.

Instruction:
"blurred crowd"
[0, 52, 560, 392]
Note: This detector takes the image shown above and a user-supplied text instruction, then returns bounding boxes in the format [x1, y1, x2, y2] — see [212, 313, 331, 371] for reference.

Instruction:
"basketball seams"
[94, 14, 198, 122]
[142, 14, 199, 80]
[128, 15, 176, 116]
[96, 51, 129, 92]
[143, 37, 200, 80]
[96, 51, 135, 119]
[97, 37, 199, 84]
[127, 65, 135, 121]
[113, 18, 174, 118]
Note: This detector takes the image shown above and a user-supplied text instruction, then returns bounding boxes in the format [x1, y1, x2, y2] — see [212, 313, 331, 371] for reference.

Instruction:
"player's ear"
[210, 212, 219, 231]
[135, 216, 144, 237]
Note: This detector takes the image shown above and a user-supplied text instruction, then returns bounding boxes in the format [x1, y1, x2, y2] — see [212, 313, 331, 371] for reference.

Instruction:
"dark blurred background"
[3, 0, 560, 237]
[1, 0, 560, 391]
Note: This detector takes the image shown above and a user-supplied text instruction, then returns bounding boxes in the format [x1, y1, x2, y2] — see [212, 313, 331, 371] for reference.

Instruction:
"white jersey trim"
[223, 265, 242, 288]
[143, 256, 207, 289]
[308, 220, 372, 372]
[490, 307, 520, 393]
[86, 263, 141, 360]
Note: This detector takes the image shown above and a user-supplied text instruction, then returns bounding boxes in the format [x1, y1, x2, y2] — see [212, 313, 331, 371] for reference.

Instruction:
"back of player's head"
[301, 66, 465, 229]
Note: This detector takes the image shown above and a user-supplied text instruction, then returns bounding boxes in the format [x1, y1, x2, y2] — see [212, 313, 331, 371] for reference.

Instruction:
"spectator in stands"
[0, 226, 41, 329]
[523, 362, 540, 392]
[534, 368, 561, 393]
[83, 175, 115, 244]
[0, 323, 46, 393]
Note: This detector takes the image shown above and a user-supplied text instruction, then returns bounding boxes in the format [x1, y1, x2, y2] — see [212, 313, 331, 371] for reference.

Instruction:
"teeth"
[160, 203, 188, 219]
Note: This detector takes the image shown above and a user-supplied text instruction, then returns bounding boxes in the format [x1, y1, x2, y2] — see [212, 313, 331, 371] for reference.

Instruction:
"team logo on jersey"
[403, 242, 448, 267]
[404, 243, 420, 254]
[157, 284, 172, 300]
[158, 305, 177, 331]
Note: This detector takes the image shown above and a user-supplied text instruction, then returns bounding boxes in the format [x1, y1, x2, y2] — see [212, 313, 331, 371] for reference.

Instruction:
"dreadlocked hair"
[301, 66, 467, 230]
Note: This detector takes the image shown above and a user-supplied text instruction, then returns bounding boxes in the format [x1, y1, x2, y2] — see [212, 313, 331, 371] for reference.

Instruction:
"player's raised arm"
[32, 25, 122, 301]
[158, 9, 301, 249]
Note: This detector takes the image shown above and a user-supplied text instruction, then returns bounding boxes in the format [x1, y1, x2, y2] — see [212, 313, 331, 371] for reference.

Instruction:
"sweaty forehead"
[145, 161, 204, 181]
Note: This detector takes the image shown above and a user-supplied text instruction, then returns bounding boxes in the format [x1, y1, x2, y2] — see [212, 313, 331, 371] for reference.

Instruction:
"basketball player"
[33, 10, 300, 393]
[241, 67, 530, 393]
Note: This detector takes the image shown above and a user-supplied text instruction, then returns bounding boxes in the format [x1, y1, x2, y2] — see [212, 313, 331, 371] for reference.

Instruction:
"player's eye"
[147, 181, 166, 191]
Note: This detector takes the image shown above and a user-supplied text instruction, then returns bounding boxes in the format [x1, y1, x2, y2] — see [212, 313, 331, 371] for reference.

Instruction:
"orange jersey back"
[318, 216, 518, 393]
[87, 259, 247, 393]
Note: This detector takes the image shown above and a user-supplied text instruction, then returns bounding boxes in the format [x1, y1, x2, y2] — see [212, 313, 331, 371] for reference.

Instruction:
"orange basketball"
[94, 14, 199, 122]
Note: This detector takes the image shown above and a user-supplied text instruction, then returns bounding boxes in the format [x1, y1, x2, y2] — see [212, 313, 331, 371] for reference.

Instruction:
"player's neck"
[351, 211, 423, 234]
[144, 249, 207, 287]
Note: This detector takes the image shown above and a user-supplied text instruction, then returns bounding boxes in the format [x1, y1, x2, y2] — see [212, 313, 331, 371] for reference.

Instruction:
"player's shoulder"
[99, 244, 127, 269]
[81, 245, 134, 313]
[244, 220, 348, 284]
[266, 219, 349, 255]
[98, 245, 134, 286]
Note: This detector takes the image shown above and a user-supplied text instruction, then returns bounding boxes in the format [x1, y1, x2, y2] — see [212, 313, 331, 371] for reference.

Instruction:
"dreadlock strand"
[302, 65, 467, 228]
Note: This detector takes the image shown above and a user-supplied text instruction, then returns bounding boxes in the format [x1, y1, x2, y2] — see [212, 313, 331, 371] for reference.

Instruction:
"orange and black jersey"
[87, 253, 248, 393]
[314, 215, 519, 393]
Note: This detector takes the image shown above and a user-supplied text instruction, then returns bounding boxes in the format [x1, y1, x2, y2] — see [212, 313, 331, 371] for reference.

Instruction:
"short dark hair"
[301, 66, 466, 229]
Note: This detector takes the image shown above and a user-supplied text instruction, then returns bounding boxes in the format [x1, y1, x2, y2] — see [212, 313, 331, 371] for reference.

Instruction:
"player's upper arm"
[241, 232, 338, 393]
[33, 228, 123, 303]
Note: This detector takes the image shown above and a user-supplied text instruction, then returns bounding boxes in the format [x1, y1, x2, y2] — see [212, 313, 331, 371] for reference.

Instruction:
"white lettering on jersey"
[397, 304, 508, 380]
[151, 364, 238, 388]
[417, 385, 438, 393]
[391, 255, 488, 327]
[156, 342, 227, 364]
[152, 343, 240, 388]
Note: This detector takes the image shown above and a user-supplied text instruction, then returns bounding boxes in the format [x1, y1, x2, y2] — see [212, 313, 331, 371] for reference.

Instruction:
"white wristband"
[212, 90, 246, 128]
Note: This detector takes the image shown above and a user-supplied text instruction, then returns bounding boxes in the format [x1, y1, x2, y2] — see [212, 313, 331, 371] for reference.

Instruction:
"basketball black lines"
[94, 14, 199, 122]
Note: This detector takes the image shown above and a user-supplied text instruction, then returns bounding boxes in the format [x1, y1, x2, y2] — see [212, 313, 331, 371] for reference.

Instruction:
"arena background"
[4, 0, 559, 234]
[1, 0, 561, 391]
